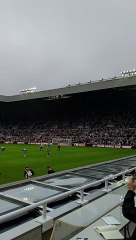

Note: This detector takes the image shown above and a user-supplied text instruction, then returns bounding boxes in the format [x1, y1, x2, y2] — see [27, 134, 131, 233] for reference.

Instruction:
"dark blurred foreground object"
[122, 180, 136, 240]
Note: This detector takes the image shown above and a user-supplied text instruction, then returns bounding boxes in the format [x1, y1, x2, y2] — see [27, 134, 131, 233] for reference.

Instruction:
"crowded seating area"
[0, 110, 136, 147]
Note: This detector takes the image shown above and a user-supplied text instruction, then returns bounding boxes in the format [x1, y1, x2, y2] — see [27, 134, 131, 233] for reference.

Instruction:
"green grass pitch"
[0, 144, 136, 185]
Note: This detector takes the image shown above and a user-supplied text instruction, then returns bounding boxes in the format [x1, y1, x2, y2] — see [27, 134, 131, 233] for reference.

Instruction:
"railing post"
[76, 188, 88, 204]
[80, 189, 84, 202]
[42, 203, 47, 219]
[105, 179, 109, 191]
[122, 173, 125, 183]
[102, 179, 111, 192]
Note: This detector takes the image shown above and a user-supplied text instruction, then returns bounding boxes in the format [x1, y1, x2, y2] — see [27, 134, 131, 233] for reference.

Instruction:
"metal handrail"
[0, 166, 135, 224]
[66, 75, 122, 87]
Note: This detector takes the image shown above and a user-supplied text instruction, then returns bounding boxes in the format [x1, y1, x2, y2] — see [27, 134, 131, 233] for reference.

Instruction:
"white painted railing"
[0, 167, 135, 224]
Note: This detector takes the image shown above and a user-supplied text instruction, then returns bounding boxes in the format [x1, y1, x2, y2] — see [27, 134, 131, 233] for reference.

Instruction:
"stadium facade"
[0, 75, 136, 118]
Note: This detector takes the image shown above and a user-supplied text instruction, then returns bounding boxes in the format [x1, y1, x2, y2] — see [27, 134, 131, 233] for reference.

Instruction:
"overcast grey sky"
[0, 0, 136, 95]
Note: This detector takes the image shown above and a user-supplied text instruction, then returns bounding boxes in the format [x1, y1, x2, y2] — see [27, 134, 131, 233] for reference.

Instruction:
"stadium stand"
[0, 76, 136, 239]
[0, 110, 136, 147]
[0, 76, 136, 147]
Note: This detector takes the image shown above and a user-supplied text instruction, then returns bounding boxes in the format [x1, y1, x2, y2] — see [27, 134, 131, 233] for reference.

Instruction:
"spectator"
[122, 179, 136, 239]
